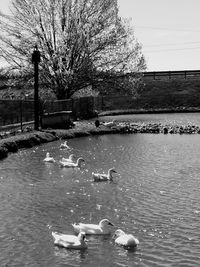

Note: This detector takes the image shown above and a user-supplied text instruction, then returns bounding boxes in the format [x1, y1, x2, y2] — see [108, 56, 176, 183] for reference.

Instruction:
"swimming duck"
[52, 231, 87, 249]
[43, 152, 55, 163]
[92, 168, 117, 182]
[60, 141, 70, 149]
[72, 219, 114, 235]
[103, 120, 116, 127]
[59, 157, 84, 168]
[113, 229, 139, 249]
[61, 154, 75, 163]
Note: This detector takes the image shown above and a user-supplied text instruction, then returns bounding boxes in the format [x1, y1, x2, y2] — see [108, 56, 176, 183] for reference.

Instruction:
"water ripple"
[1, 133, 200, 266]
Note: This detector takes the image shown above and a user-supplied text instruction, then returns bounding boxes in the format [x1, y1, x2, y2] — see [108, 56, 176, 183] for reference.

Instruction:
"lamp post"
[32, 45, 40, 130]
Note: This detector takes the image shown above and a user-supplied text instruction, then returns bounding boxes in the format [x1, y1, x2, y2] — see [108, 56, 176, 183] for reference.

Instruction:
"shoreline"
[0, 120, 200, 160]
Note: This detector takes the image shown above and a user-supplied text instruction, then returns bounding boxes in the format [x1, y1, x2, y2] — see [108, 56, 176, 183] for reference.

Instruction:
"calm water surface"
[99, 112, 200, 126]
[1, 113, 200, 266]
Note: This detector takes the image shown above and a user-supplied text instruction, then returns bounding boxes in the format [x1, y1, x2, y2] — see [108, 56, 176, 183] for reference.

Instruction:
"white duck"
[103, 120, 116, 127]
[61, 154, 75, 163]
[92, 168, 117, 182]
[113, 229, 139, 249]
[72, 219, 114, 235]
[59, 157, 84, 168]
[43, 152, 55, 163]
[52, 231, 87, 249]
[60, 141, 70, 149]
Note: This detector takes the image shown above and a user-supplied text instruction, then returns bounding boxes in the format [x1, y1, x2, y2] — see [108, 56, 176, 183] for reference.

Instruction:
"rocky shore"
[0, 120, 200, 160]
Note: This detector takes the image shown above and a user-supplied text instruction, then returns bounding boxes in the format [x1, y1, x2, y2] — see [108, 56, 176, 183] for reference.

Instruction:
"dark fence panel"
[0, 97, 99, 131]
[0, 100, 34, 127]
[1, 91, 200, 132]
[143, 70, 200, 80]
[72, 96, 96, 119]
[42, 99, 72, 113]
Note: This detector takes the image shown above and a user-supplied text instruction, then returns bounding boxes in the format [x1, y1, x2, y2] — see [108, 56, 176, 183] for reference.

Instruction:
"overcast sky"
[118, 0, 200, 71]
[1, 0, 200, 71]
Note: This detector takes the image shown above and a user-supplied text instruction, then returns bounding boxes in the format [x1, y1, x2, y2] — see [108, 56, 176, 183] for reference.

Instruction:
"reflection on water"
[1, 118, 200, 265]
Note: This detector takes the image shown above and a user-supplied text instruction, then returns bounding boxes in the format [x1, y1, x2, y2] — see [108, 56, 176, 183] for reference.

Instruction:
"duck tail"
[52, 232, 59, 243]
[93, 175, 100, 182]
[72, 223, 80, 233]
[72, 223, 78, 229]
[59, 161, 64, 167]
[135, 238, 139, 246]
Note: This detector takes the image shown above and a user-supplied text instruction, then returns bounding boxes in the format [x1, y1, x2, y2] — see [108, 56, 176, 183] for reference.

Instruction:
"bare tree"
[0, 0, 146, 99]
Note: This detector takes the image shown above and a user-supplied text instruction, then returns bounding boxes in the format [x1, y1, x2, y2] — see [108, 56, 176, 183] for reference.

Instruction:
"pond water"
[99, 112, 200, 126]
[1, 113, 200, 266]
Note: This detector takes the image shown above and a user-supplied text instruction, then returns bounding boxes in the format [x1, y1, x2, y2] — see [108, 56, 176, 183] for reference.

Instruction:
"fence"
[0, 97, 99, 131]
[0, 95, 151, 130]
[0, 100, 34, 129]
[0, 96, 130, 129]
[1, 91, 200, 132]
[143, 70, 200, 80]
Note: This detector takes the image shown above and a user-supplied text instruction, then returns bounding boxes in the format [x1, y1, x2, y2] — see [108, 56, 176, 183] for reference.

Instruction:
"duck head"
[99, 219, 114, 227]
[77, 157, 85, 167]
[78, 232, 87, 241]
[108, 168, 117, 180]
[77, 157, 84, 163]
[69, 154, 75, 160]
[110, 168, 117, 174]
[112, 229, 125, 239]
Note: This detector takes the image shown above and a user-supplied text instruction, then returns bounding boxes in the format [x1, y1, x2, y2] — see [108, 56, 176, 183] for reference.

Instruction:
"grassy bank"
[140, 78, 200, 109]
